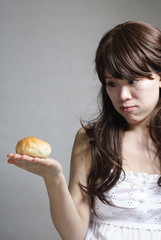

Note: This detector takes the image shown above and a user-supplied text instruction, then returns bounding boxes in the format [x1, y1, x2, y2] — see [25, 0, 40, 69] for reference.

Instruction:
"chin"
[126, 117, 150, 127]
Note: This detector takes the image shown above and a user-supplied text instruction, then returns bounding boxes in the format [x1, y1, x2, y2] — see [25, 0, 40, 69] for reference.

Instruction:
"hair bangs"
[103, 32, 154, 81]
[95, 21, 161, 84]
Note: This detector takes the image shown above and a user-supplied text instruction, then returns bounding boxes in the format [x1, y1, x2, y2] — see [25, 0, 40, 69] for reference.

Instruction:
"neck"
[126, 124, 151, 141]
[127, 116, 151, 134]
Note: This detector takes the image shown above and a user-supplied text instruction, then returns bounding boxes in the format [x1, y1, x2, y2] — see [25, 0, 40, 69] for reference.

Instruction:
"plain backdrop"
[1, 0, 161, 239]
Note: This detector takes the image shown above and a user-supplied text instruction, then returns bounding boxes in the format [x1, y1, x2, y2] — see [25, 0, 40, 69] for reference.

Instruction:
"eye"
[106, 81, 117, 87]
[129, 79, 139, 84]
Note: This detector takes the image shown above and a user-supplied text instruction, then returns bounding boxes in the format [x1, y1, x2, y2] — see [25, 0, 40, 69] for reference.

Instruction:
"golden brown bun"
[16, 137, 51, 158]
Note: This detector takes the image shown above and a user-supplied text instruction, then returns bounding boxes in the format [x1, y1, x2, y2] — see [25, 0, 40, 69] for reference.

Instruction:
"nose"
[119, 86, 132, 101]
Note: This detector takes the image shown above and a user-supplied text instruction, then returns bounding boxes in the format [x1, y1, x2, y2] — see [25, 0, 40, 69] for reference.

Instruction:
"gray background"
[1, 0, 161, 239]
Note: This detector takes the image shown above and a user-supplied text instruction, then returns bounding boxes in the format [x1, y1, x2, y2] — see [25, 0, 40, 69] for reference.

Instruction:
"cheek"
[133, 83, 156, 99]
[135, 85, 160, 105]
[106, 90, 117, 104]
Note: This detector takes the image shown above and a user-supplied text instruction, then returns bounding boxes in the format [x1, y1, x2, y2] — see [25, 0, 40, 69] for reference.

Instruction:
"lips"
[120, 106, 136, 112]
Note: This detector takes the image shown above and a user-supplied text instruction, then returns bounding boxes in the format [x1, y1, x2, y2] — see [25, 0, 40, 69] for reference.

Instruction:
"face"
[105, 71, 161, 127]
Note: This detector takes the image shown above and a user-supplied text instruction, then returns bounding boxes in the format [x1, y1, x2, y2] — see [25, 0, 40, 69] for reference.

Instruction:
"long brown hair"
[81, 21, 161, 208]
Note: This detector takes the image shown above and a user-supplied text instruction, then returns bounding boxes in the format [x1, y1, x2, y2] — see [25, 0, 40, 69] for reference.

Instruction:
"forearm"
[44, 174, 87, 240]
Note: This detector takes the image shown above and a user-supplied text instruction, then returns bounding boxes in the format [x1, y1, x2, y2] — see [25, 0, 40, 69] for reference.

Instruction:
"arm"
[44, 128, 91, 240]
[7, 128, 91, 240]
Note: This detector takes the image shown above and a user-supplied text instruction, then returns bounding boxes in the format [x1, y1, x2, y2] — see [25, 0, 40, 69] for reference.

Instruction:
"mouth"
[120, 106, 136, 112]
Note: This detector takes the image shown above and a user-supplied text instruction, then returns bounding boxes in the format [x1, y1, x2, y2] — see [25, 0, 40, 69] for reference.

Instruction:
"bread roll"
[16, 137, 51, 158]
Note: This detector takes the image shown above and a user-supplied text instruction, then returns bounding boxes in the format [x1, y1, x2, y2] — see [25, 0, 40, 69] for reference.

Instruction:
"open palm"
[7, 153, 63, 179]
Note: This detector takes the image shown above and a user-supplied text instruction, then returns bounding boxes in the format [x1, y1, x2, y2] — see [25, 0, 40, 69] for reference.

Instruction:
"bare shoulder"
[68, 127, 92, 192]
[74, 127, 91, 148]
[70, 127, 91, 173]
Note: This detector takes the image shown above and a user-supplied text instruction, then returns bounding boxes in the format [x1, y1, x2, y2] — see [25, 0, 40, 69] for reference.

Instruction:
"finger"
[8, 159, 15, 164]
[7, 153, 34, 161]
[20, 155, 34, 161]
[7, 153, 15, 158]
[7, 155, 49, 168]
[8, 160, 33, 172]
[7, 153, 22, 159]
[8, 155, 35, 169]
[7, 154, 22, 164]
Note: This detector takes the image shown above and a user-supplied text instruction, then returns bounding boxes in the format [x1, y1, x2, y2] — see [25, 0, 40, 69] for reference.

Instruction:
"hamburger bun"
[16, 137, 51, 158]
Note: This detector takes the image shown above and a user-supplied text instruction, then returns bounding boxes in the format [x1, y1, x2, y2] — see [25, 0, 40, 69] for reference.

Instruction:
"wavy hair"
[81, 21, 161, 208]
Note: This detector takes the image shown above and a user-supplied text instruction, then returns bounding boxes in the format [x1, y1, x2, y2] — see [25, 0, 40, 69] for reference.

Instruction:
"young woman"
[7, 21, 161, 240]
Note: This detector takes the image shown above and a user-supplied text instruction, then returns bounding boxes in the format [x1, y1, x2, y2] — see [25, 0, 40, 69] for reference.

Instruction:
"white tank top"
[85, 171, 161, 240]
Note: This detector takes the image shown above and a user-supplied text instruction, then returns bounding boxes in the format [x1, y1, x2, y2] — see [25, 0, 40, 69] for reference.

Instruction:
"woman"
[8, 21, 161, 240]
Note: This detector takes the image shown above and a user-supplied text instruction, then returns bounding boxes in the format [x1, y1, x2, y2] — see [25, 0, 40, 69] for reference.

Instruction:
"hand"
[7, 153, 63, 180]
